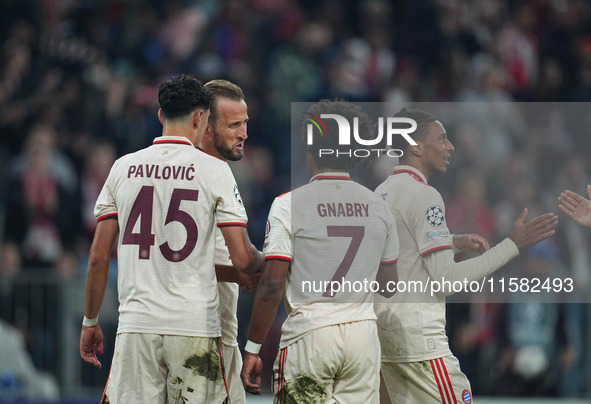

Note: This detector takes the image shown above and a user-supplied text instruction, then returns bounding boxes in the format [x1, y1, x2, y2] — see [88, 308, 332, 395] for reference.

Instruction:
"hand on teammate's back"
[558, 185, 591, 228]
[508, 208, 558, 251]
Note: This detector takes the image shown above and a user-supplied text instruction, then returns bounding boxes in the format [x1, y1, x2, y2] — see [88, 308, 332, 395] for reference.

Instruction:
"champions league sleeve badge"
[426, 205, 444, 226]
[234, 184, 244, 206]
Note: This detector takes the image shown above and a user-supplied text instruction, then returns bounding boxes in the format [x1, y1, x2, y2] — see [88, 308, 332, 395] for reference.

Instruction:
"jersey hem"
[116, 328, 221, 338]
[380, 350, 452, 363]
[279, 317, 376, 349]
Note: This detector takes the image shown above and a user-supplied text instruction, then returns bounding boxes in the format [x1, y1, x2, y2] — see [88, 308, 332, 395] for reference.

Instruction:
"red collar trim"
[153, 138, 193, 146]
[310, 175, 352, 182]
[393, 169, 426, 184]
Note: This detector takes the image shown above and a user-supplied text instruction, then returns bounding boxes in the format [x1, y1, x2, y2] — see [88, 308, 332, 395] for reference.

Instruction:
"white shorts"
[222, 343, 246, 404]
[101, 333, 228, 404]
[380, 355, 473, 404]
[273, 320, 380, 404]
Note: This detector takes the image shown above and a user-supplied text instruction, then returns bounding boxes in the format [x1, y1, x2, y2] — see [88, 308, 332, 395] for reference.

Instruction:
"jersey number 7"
[122, 185, 199, 262]
[322, 225, 365, 298]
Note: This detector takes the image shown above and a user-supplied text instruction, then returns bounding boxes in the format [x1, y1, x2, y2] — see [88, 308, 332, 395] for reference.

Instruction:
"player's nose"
[446, 139, 454, 152]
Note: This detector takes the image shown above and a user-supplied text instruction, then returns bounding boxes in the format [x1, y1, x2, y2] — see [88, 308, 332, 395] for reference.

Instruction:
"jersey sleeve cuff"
[420, 245, 452, 256]
[381, 258, 398, 264]
[217, 222, 247, 228]
[96, 212, 117, 222]
[264, 255, 292, 262]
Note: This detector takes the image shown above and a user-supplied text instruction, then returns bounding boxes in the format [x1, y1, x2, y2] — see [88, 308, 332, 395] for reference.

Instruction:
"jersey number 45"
[122, 185, 198, 262]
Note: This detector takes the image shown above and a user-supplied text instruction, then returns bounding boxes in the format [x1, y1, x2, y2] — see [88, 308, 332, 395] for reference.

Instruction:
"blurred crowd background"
[1, 0, 591, 400]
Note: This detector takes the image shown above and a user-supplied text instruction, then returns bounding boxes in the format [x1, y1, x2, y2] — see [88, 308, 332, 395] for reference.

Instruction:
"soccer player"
[559, 185, 591, 228]
[240, 100, 400, 402]
[201, 79, 261, 404]
[374, 108, 559, 404]
[79, 75, 264, 404]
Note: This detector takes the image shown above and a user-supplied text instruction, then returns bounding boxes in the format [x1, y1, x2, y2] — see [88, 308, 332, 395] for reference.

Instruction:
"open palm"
[559, 185, 591, 228]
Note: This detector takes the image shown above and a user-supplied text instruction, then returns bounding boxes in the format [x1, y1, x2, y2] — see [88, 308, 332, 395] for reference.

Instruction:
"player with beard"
[374, 108, 559, 403]
[80, 75, 264, 403]
[201, 79, 261, 404]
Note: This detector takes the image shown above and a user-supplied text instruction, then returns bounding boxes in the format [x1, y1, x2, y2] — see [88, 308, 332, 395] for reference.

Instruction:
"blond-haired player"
[202, 79, 261, 404]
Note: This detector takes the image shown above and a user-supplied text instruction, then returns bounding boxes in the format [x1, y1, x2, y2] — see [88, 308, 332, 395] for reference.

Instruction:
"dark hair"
[390, 108, 438, 157]
[204, 79, 245, 124]
[158, 74, 212, 121]
[302, 99, 374, 171]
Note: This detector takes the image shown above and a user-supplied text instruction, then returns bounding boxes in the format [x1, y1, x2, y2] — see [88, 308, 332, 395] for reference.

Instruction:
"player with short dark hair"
[241, 100, 399, 402]
[375, 108, 559, 404]
[79, 74, 264, 404]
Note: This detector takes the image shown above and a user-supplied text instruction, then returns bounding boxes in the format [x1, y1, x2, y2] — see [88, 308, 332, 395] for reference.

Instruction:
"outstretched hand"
[558, 185, 591, 228]
[452, 234, 490, 254]
[509, 208, 558, 251]
[80, 324, 103, 368]
[241, 352, 263, 395]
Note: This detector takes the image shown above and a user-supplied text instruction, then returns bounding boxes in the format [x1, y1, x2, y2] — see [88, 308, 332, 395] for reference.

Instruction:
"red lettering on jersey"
[162, 166, 171, 179]
[346, 203, 354, 216]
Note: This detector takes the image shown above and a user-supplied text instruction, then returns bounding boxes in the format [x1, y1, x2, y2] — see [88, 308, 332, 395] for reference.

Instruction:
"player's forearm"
[247, 278, 284, 343]
[84, 219, 118, 319]
[424, 238, 519, 295]
[215, 264, 239, 282]
[244, 247, 265, 274]
[85, 258, 110, 318]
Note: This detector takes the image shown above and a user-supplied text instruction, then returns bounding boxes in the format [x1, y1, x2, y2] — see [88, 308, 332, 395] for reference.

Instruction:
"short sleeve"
[408, 187, 452, 256]
[263, 195, 292, 262]
[213, 164, 248, 227]
[94, 162, 119, 222]
[381, 207, 399, 263]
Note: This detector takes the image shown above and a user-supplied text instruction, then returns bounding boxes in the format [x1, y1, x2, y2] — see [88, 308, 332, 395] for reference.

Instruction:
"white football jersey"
[94, 136, 247, 337]
[264, 172, 399, 348]
[374, 165, 453, 362]
[215, 228, 240, 347]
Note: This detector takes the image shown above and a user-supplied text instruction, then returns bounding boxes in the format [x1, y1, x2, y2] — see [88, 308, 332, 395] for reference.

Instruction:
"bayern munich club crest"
[462, 389, 472, 403]
[426, 205, 444, 226]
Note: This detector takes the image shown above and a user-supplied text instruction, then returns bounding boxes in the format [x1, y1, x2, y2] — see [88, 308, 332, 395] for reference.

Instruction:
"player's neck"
[400, 159, 431, 183]
[161, 123, 198, 146]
